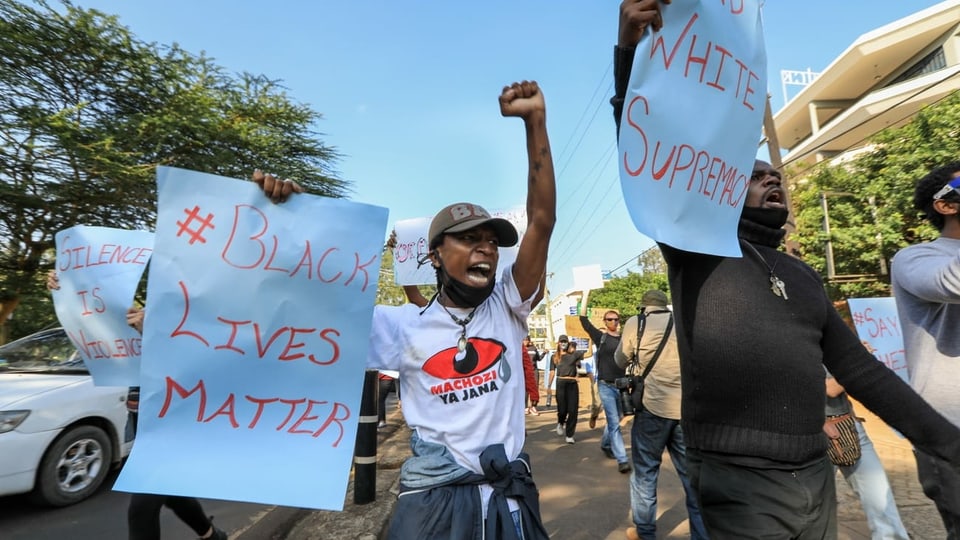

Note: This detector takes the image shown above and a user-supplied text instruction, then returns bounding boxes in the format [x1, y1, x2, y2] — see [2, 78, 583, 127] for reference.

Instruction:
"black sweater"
[612, 44, 960, 465]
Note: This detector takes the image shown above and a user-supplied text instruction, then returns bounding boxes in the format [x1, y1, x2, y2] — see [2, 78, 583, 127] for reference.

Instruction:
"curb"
[283, 413, 411, 540]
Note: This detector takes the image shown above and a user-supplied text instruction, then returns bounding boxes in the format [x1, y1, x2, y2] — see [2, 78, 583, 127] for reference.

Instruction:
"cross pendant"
[770, 275, 788, 300]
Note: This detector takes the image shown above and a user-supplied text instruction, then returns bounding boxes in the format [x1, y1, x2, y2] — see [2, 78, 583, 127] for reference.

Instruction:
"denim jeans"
[630, 408, 708, 540]
[837, 421, 909, 540]
[597, 380, 628, 464]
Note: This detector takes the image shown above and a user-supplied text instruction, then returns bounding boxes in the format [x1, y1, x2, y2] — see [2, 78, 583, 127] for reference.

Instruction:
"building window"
[890, 47, 946, 86]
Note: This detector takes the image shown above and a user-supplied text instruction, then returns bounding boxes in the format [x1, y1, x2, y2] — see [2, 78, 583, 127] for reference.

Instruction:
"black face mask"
[436, 257, 495, 308]
[741, 206, 789, 229]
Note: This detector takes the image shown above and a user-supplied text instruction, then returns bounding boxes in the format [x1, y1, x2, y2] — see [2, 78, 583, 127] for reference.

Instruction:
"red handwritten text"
[648, 11, 761, 111]
[158, 376, 350, 446]
[67, 328, 142, 360]
[622, 96, 749, 207]
[171, 281, 341, 365]
[873, 348, 907, 375]
[75, 288, 106, 316]
[220, 205, 378, 292]
[854, 308, 901, 338]
[58, 236, 153, 272]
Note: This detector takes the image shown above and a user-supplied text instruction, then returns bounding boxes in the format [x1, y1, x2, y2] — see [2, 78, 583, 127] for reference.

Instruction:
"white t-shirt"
[368, 267, 534, 473]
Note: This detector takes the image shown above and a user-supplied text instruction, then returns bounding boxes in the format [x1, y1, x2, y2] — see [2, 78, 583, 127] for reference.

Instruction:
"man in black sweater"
[613, 1, 960, 538]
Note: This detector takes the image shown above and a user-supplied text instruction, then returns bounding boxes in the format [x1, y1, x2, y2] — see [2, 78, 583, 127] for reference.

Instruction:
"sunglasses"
[933, 178, 960, 200]
[604, 317, 620, 322]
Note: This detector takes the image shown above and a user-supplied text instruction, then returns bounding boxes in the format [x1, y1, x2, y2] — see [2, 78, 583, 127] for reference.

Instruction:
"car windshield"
[0, 329, 87, 374]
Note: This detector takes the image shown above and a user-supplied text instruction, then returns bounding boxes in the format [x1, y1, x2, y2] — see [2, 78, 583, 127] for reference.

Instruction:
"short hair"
[915, 161, 960, 230]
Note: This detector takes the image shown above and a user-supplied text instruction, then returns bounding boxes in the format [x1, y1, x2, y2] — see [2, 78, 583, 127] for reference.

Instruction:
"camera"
[614, 376, 636, 416]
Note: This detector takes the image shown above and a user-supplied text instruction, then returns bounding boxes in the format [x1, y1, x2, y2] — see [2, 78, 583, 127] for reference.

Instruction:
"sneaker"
[565, 436, 575, 444]
[618, 462, 632, 474]
[602, 447, 615, 460]
[625, 527, 641, 540]
[203, 524, 228, 540]
[528, 405, 539, 416]
[556, 423, 564, 436]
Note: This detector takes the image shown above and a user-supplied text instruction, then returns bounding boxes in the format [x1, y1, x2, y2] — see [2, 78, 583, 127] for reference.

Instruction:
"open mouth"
[465, 262, 493, 285]
[764, 189, 787, 209]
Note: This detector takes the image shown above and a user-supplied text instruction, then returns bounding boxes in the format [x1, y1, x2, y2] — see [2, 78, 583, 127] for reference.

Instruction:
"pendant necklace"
[742, 241, 788, 300]
[439, 297, 477, 352]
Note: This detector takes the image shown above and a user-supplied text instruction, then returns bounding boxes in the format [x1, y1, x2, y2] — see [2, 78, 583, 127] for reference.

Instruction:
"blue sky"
[64, 0, 947, 296]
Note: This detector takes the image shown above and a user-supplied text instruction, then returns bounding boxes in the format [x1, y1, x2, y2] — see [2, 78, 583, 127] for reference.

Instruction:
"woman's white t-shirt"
[368, 268, 534, 474]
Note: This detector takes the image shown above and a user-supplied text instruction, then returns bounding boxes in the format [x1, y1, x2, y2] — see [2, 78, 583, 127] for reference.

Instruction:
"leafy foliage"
[587, 268, 670, 318]
[0, 0, 347, 340]
[787, 91, 960, 300]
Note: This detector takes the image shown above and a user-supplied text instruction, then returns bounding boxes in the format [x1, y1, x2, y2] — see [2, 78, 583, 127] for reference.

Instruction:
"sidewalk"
[282, 389, 946, 539]
[835, 404, 943, 540]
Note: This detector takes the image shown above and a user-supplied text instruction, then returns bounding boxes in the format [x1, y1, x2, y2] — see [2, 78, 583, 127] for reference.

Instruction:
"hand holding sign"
[51, 225, 154, 386]
[115, 167, 388, 511]
[252, 169, 303, 203]
[617, 0, 767, 256]
[618, 0, 669, 47]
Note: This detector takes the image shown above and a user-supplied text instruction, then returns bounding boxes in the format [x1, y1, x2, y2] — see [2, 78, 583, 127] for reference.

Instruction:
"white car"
[0, 328, 133, 506]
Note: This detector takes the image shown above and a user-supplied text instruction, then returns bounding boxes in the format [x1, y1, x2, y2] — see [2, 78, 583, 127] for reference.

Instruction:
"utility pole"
[764, 93, 800, 256]
[543, 272, 555, 346]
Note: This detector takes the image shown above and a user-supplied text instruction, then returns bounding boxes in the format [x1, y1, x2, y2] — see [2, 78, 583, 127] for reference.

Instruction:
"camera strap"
[632, 311, 673, 381]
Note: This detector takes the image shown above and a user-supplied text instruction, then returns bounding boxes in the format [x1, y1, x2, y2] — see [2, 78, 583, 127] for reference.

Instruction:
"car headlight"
[0, 410, 30, 434]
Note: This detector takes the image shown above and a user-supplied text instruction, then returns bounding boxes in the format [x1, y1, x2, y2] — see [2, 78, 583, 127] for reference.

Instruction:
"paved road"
[283, 377, 952, 539]
[0, 468, 274, 540]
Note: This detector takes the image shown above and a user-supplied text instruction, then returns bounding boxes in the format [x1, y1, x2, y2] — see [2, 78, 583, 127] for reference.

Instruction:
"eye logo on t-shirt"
[422, 337, 507, 379]
[423, 338, 511, 404]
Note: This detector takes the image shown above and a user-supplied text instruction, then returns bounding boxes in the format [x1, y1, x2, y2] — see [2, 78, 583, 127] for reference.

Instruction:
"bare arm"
[825, 376, 845, 399]
[579, 289, 590, 316]
[402, 285, 429, 308]
[530, 272, 547, 306]
[46, 270, 60, 291]
[500, 81, 556, 301]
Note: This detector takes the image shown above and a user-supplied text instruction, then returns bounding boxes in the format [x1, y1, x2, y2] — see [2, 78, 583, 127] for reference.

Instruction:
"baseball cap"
[641, 289, 669, 307]
[428, 203, 519, 249]
[558, 334, 569, 343]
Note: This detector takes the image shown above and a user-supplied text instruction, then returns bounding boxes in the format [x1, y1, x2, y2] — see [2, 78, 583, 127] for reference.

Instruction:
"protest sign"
[393, 206, 526, 286]
[618, 1, 767, 256]
[114, 167, 388, 510]
[52, 226, 154, 386]
[572, 264, 604, 292]
[846, 297, 908, 383]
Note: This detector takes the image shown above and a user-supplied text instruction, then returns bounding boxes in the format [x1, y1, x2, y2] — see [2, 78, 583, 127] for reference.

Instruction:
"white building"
[770, 1, 960, 166]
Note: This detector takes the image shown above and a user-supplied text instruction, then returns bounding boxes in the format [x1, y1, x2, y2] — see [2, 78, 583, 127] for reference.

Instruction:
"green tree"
[587, 270, 670, 317]
[787, 91, 960, 300]
[0, 0, 347, 340]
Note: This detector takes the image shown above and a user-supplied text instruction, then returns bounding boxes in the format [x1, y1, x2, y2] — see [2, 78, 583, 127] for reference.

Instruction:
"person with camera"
[577, 290, 630, 474]
[615, 289, 707, 540]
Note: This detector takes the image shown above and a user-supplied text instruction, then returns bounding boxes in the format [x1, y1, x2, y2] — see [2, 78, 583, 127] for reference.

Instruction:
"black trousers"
[378, 377, 398, 423]
[916, 448, 960, 539]
[686, 449, 837, 540]
[555, 379, 579, 438]
[128, 493, 211, 540]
